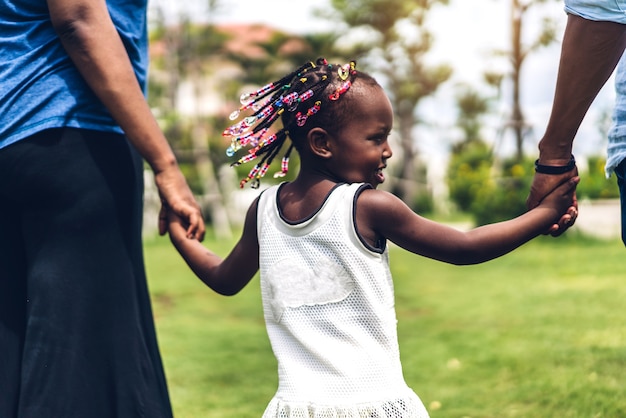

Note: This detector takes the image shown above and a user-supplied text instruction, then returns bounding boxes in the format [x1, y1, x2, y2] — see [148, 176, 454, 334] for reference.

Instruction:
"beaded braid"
[223, 57, 358, 188]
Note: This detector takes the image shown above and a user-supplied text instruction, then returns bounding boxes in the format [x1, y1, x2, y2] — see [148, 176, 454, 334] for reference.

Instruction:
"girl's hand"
[164, 205, 191, 245]
[527, 168, 579, 236]
[154, 166, 205, 241]
[537, 175, 580, 229]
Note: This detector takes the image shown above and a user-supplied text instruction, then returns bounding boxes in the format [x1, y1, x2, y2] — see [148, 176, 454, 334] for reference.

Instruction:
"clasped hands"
[526, 166, 579, 236]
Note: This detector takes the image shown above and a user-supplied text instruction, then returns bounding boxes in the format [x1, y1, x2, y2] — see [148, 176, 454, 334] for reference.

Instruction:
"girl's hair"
[223, 57, 378, 188]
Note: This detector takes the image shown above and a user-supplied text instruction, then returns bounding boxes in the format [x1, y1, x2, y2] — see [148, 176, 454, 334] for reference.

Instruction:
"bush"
[471, 159, 533, 225]
[448, 150, 621, 226]
[447, 140, 493, 212]
[447, 141, 535, 226]
[577, 156, 619, 199]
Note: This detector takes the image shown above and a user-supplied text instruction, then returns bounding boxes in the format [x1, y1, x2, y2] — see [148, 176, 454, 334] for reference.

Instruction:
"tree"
[491, 0, 558, 161]
[447, 86, 493, 213]
[148, 2, 234, 238]
[326, 0, 452, 207]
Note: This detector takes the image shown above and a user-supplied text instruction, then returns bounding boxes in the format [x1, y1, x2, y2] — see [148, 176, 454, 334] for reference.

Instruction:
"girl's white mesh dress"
[257, 182, 430, 418]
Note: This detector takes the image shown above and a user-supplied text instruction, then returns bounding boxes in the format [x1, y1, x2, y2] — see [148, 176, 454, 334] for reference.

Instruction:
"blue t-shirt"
[0, 0, 149, 149]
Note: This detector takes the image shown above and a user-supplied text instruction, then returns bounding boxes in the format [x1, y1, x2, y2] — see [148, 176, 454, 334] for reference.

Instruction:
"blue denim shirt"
[564, 1, 626, 176]
[607, 56, 626, 177]
[565, 0, 626, 24]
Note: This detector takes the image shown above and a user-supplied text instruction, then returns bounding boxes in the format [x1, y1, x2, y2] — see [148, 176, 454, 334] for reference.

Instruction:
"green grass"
[144, 232, 626, 418]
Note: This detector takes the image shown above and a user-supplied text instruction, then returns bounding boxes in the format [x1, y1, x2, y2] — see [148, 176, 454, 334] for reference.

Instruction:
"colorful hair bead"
[282, 92, 299, 107]
[299, 89, 315, 102]
[240, 93, 252, 105]
[273, 143, 294, 179]
[229, 109, 241, 120]
[308, 101, 321, 116]
[223, 58, 358, 188]
[225, 146, 237, 157]
[338, 64, 350, 81]
[329, 80, 352, 101]
[258, 163, 270, 179]
[234, 152, 258, 166]
[258, 132, 278, 148]
[295, 111, 307, 127]
[256, 105, 274, 120]
[239, 163, 260, 188]
[250, 82, 275, 98]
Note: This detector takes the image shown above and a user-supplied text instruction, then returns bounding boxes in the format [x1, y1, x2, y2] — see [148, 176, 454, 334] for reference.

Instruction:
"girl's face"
[326, 84, 394, 188]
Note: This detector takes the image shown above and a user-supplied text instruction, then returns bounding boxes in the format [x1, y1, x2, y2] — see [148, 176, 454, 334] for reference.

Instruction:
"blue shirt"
[564, 0, 626, 24]
[0, 0, 149, 149]
[607, 54, 626, 176]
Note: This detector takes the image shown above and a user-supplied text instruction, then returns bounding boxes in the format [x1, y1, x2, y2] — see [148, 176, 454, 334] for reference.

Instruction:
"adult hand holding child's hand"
[527, 160, 579, 237]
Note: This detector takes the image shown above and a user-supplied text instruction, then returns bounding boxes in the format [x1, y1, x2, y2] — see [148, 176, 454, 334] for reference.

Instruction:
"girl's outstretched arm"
[357, 177, 578, 265]
[168, 199, 260, 295]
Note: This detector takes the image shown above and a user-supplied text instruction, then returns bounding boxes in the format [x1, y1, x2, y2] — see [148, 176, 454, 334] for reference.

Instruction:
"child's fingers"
[158, 204, 168, 236]
[537, 177, 578, 237]
[560, 176, 580, 194]
[546, 223, 559, 235]
[185, 211, 205, 241]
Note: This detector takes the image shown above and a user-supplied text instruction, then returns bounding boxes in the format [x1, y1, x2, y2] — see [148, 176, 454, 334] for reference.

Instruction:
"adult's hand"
[526, 167, 578, 236]
[49, 0, 205, 241]
[154, 165, 205, 241]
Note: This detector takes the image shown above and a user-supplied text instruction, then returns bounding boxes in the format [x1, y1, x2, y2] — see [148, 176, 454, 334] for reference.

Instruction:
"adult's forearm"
[49, 0, 177, 173]
[539, 14, 626, 164]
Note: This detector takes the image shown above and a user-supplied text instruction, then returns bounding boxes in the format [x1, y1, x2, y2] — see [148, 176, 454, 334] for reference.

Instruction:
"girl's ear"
[307, 127, 332, 159]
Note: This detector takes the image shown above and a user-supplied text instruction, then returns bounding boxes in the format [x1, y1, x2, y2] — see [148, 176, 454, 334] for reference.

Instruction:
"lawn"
[144, 232, 626, 418]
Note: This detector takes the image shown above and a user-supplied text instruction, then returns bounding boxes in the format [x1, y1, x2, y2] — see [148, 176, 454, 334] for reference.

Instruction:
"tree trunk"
[396, 107, 418, 206]
[191, 75, 232, 239]
[511, 0, 526, 162]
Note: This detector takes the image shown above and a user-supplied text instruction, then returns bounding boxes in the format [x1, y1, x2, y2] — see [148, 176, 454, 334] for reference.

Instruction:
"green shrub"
[471, 158, 534, 225]
[447, 143, 536, 226]
[448, 151, 621, 225]
[577, 156, 619, 199]
[446, 140, 493, 212]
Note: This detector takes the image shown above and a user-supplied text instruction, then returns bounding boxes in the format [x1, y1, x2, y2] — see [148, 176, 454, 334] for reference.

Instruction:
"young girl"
[168, 58, 578, 417]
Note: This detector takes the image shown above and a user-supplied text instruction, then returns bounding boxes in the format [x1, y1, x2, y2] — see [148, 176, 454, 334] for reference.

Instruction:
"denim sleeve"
[564, 0, 626, 24]
[607, 54, 626, 177]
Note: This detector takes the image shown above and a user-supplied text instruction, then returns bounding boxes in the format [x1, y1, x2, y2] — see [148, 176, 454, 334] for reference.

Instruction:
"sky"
[149, 0, 618, 170]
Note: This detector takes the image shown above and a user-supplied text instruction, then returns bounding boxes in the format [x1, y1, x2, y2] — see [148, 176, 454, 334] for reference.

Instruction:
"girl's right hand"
[165, 206, 191, 246]
[154, 166, 205, 241]
[528, 169, 579, 236]
[538, 176, 579, 227]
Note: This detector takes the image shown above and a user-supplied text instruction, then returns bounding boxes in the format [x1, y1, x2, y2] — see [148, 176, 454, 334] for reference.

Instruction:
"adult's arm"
[527, 14, 626, 235]
[47, 0, 205, 240]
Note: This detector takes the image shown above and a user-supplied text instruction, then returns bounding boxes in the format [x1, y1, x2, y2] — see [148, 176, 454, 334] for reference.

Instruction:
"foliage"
[449, 152, 620, 226]
[447, 141, 535, 225]
[471, 157, 534, 225]
[446, 84, 495, 218]
[147, 7, 337, 207]
[413, 187, 434, 215]
[144, 233, 626, 417]
[147, 0, 456, 218]
[490, 0, 560, 161]
[447, 139, 493, 213]
[327, 0, 452, 205]
[577, 156, 620, 200]
[455, 86, 491, 143]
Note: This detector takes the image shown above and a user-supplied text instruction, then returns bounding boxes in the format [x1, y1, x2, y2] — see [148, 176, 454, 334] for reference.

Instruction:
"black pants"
[0, 128, 173, 417]
[616, 159, 626, 246]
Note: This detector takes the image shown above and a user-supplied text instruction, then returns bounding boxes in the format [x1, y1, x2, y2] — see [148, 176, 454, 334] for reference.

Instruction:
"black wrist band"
[534, 155, 576, 174]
